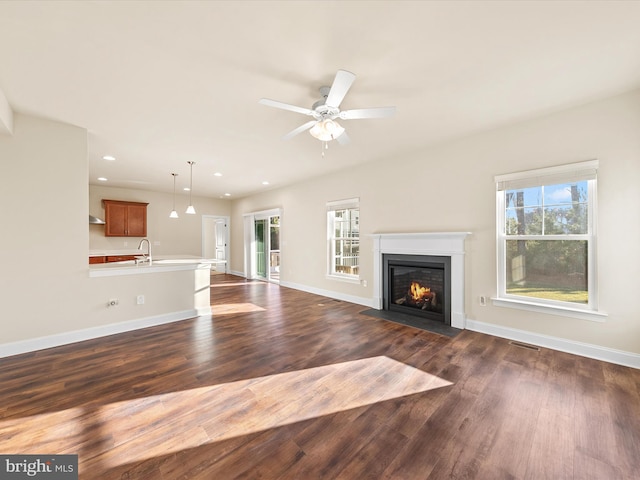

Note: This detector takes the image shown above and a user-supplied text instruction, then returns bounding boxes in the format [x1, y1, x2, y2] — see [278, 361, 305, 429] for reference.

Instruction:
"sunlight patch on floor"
[2, 356, 452, 472]
[210, 302, 266, 314]
[210, 281, 266, 287]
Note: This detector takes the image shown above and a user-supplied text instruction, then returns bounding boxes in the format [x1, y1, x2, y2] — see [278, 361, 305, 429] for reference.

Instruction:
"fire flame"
[410, 281, 431, 301]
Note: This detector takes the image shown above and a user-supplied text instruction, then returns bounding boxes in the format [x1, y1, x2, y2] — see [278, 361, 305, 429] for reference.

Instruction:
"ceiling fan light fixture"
[260, 70, 395, 145]
[309, 119, 345, 142]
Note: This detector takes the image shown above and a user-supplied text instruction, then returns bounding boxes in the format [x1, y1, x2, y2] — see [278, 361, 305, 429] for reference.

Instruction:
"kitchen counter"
[89, 255, 226, 278]
[88, 254, 216, 321]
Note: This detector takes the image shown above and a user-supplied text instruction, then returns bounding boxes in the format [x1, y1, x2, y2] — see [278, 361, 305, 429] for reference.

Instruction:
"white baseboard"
[5, 292, 636, 371]
[0, 310, 198, 359]
[264, 282, 639, 369]
[223, 272, 374, 307]
[279, 280, 375, 309]
[466, 318, 640, 369]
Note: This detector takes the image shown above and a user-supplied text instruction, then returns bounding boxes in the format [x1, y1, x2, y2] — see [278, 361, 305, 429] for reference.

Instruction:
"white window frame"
[494, 160, 607, 322]
[326, 198, 360, 284]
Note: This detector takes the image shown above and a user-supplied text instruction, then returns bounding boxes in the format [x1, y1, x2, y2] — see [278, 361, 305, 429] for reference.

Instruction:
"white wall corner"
[451, 311, 466, 330]
[0, 86, 13, 135]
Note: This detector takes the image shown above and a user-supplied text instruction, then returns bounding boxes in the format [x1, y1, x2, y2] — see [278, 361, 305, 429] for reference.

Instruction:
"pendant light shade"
[169, 173, 179, 218]
[186, 161, 196, 214]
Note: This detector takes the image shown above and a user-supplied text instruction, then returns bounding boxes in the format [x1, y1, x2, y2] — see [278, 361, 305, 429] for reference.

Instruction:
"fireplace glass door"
[383, 254, 451, 324]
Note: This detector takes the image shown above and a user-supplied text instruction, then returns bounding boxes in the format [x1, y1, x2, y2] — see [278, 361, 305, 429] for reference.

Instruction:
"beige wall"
[230, 89, 640, 354]
[89, 185, 231, 256]
[0, 114, 91, 341]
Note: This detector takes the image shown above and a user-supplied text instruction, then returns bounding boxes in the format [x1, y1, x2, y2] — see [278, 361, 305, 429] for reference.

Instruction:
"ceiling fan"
[259, 69, 396, 145]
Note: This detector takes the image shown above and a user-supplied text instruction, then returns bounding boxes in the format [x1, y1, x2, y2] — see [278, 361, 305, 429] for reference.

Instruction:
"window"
[495, 161, 604, 319]
[327, 198, 359, 280]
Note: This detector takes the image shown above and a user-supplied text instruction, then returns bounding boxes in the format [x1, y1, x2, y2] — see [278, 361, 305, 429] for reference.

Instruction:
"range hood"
[89, 214, 106, 225]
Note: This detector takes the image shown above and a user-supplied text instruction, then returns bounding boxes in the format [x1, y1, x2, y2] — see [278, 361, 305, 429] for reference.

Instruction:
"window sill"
[326, 274, 361, 285]
[492, 297, 607, 322]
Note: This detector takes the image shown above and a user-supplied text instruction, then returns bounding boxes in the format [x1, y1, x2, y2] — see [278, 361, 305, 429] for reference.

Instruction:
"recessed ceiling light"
[214, 172, 223, 177]
[262, 181, 269, 185]
[97, 177, 108, 182]
[102, 155, 116, 161]
[224, 193, 231, 197]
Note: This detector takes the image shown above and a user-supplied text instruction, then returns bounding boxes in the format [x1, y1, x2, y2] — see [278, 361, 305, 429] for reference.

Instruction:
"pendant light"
[185, 161, 196, 214]
[169, 173, 179, 218]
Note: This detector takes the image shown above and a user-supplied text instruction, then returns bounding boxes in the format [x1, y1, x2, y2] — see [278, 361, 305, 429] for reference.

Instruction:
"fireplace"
[372, 232, 470, 329]
[384, 254, 451, 324]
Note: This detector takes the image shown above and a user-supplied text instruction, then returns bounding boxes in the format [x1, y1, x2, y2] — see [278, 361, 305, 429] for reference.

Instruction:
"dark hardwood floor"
[1, 274, 639, 479]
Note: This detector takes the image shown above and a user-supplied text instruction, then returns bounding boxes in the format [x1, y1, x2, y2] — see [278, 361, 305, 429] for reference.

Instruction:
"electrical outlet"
[123, 241, 128, 247]
[107, 298, 119, 307]
[136, 295, 145, 305]
[361, 280, 368, 287]
[479, 295, 487, 306]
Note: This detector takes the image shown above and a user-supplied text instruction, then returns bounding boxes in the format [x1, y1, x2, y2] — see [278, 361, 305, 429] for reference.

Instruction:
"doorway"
[244, 209, 281, 284]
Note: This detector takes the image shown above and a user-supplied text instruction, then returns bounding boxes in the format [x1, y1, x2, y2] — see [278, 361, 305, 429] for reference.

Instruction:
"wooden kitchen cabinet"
[88, 255, 137, 264]
[106, 255, 138, 262]
[103, 200, 148, 237]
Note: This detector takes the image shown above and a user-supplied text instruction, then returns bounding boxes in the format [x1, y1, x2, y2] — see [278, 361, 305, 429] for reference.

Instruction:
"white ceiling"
[1, 1, 640, 199]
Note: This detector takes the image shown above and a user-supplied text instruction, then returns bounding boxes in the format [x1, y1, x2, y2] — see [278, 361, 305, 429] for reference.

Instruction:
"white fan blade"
[339, 106, 396, 120]
[259, 98, 314, 116]
[336, 131, 350, 146]
[283, 120, 317, 140]
[325, 70, 356, 108]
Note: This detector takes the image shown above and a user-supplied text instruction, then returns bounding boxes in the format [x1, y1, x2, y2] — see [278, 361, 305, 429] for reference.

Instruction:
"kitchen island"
[83, 255, 226, 350]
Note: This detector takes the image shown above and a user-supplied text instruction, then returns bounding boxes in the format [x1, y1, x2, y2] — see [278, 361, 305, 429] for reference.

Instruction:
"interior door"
[215, 220, 226, 264]
[202, 215, 229, 273]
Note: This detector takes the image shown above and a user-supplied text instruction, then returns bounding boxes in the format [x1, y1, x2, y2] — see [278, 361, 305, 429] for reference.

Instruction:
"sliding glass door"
[255, 218, 267, 279]
[269, 215, 280, 282]
[248, 211, 280, 283]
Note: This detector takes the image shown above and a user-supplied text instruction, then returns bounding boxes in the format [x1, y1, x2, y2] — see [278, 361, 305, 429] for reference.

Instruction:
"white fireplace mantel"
[371, 232, 471, 329]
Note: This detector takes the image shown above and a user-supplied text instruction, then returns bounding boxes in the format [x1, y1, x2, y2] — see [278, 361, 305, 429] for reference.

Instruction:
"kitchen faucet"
[137, 238, 152, 264]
